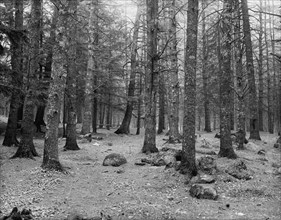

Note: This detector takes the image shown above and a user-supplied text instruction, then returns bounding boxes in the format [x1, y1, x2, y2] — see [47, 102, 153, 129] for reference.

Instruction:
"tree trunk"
[3, 0, 23, 147]
[99, 100, 105, 129]
[42, 5, 64, 171]
[142, 0, 159, 154]
[12, 0, 41, 159]
[167, 0, 180, 143]
[63, 0, 79, 151]
[241, 0, 261, 140]
[34, 105, 46, 133]
[115, 4, 142, 134]
[258, 0, 264, 131]
[217, 0, 237, 159]
[201, 0, 211, 133]
[92, 76, 98, 133]
[178, 0, 199, 180]
[234, 1, 246, 150]
[81, 0, 96, 135]
[157, 68, 165, 134]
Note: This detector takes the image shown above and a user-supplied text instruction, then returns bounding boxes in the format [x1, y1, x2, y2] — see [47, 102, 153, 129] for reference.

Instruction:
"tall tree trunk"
[99, 100, 105, 129]
[201, 0, 211, 133]
[167, 0, 180, 143]
[142, 0, 159, 154]
[258, 0, 264, 131]
[34, 105, 46, 133]
[217, 0, 237, 159]
[234, 1, 246, 150]
[81, 0, 96, 135]
[3, 0, 23, 147]
[63, 0, 79, 151]
[157, 68, 165, 134]
[136, 73, 143, 135]
[115, 4, 142, 134]
[241, 0, 261, 140]
[42, 5, 63, 171]
[179, 0, 199, 180]
[12, 0, 41, 158]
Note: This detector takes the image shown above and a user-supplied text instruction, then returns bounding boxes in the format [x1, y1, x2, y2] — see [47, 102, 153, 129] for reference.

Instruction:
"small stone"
[189, 184, 218, 200]
[257, 149, 266, 155]
[135, 162, 146, 166]
[197, 156, 217, 175]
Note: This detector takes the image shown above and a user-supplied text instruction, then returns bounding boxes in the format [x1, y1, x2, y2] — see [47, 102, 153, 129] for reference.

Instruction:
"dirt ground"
[0, 122, 281, 219]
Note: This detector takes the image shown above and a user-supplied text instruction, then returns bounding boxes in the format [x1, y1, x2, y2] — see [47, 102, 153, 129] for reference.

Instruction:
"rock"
[102, 153, 127, 167]
[273, 143, 281, 149]
[189, 184, 218, 200]
[197, 156, 217, 175]
[191, 174, 215, 184]
[272, 162, 281, 168]
[135, 162, 146, 166]
[257, 149, 266, 155]
[225, 159, 253, 180]
[0, 207, 33, 220]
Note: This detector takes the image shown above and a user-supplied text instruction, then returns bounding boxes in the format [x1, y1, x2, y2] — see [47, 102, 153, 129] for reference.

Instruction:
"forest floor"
[0, 119, 281, 219]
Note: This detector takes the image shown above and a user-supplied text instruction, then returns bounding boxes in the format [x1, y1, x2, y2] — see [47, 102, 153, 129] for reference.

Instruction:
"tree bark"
[167, 0, 181, 143]
[217, 0, 237, 159]
[178, 0, 199, 180]
[12, 0, 41, 158]
[142, 0, 159, 154]
[63, 0, 79, 151]
[241, 0, 261, 140]
[3, 0, 23, 147]
[115, 4, 142, 134]
[201, 0, 211, 133]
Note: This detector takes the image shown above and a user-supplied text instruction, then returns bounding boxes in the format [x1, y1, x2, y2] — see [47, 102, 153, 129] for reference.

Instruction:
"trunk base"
[64, 144, 80, 151]
[218, 148, 237, 159]
[177, 161, 197, 183]
[41, 159, 65, 172]
[11, 143, 39, 159]
[142, 143, 158, 154]
[115, 126, 129, 135]
[3, 136, 20, 147]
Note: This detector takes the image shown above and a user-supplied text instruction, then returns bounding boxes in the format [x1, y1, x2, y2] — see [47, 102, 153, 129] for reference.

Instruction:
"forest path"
[0, 127, 281, 220]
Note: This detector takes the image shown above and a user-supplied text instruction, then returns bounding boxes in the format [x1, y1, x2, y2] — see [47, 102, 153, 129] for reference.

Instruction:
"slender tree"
[142, 0, 159, 153]
[201, 0, 211, 133]
[115, 3, 142, 134]
[241, 0, 261, 140]
[42, 3, 64, 171]
[167, 0, 181, 143]
[178, 0, 199, 180]
[63, 0, 79, 151]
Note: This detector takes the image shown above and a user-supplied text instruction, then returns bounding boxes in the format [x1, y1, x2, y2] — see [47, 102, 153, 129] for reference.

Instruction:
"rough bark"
[63, 0, 79, 151]
[157, 69, 165, 134]
[12, 0, 41, 158]
[115, 4, 142, 134]
[217, 0, 237, 159]
[142, 0, 159, 154]
[167, 0, 180, 143]
[234, 1, 246, 150]
[241, 0, 261, 140]
[201, 0, 211, 133]
[3, 0, 23, 147]
[34, 105, 46, 133]
[178, 0, 199, 180]
[42, 8, 64, 171]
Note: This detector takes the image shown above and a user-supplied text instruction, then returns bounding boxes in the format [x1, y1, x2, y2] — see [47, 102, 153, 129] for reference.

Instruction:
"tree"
[201, 0, 211, 133]
[241, 0, 261, 140]
[81, 0, 96, 135]
[217, 0, 237, 159]
[12, 0, 41, 158]
[142, 0, 159, 153]
[3, 0, 24, 146]
[115, 2, 142, 134]
[178, 0, 199, 180]
[167, 0, 181, 143]
[42, 5, 64, 171]
[63, 0, 80, 151]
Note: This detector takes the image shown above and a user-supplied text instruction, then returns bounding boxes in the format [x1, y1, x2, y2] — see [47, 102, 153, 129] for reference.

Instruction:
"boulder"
[189, 184, 218, 200]
[225, 159, 253, 180]
[102, 153, 127, 167]
[191, 173, 215, 184]
[197, 156, 217, 175]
